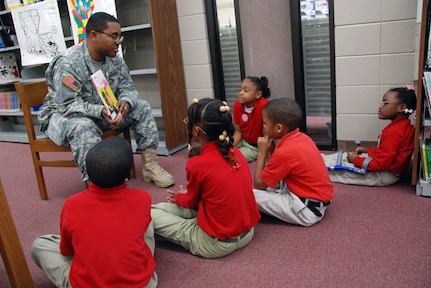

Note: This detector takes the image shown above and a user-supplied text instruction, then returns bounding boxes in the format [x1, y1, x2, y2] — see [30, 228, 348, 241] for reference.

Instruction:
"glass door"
[291, 0, 336, 150]
[205, 0, 244, 106]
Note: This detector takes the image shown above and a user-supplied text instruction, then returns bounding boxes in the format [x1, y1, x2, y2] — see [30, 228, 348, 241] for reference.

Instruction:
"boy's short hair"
[86, 137, 133, 188]
[264, 98, 303, 131]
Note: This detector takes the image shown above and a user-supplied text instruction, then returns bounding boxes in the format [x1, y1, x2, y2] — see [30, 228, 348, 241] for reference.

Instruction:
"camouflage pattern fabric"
[38, 41, 159, 181]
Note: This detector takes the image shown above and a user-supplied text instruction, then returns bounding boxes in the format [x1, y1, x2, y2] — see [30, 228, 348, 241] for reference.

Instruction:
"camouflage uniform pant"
[45, 99, 159, 181]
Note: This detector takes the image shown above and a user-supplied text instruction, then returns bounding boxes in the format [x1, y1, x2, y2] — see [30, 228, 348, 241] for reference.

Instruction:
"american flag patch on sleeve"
[62, 75, 80, 91]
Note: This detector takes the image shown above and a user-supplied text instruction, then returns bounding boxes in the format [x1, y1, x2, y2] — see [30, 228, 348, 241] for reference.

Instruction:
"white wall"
[176, 0, 214, 105]
[334, 0, 417, 142]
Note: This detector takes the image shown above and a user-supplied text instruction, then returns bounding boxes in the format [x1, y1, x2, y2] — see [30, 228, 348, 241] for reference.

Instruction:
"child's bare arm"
[253, 136, 273, 190]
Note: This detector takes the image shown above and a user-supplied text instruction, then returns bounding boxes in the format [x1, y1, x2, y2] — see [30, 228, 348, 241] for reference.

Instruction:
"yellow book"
[90, 70, 118, 120]
[421, 138, 429, 182]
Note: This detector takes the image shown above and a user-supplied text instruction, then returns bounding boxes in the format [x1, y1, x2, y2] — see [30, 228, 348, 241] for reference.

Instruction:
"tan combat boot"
[141, 148, 175, 188]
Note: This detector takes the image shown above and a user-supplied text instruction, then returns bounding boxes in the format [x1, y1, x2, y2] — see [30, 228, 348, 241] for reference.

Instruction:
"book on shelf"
[423, 71, 431, 116]
[90, 69, 118, 120]
[0, 53, 20, 80]
[420, 136, 431, 182]
[419, 137, 429, 182]
[426, 138, 431, 183]
[0, 91, 19, 112]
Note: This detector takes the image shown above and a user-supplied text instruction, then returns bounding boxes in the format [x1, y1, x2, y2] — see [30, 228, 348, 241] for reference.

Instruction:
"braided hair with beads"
[186, 98, 240, 170]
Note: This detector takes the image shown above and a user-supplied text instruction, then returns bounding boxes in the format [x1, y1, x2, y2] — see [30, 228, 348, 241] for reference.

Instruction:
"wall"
[238, 0, 295, 101]
[176, 0, 214, 104]
[334, 0, 417, 143]
[176, 0, 419, 146]
[176, 0, 295, 105]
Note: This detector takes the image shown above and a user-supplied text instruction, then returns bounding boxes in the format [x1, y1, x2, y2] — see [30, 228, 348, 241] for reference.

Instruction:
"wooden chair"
[14, 81, 136, 200]
[0, 179, 34, 288]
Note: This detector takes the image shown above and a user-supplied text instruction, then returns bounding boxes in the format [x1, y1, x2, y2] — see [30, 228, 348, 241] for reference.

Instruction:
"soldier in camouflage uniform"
[38, 12, 174, 188]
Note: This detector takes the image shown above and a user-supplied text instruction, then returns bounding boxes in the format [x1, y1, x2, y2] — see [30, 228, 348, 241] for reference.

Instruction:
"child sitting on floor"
[151, 98, 261, 258]
[253, 98, 334, 227]
[31, 137, 157, 288]
[322, 86, 416, 186]
[233, 76, 271, 162]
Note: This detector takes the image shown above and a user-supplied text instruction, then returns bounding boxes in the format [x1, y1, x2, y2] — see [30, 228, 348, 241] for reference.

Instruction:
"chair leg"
[131, 161, 137, 179]
[123, 129, 137, 179]
[35, 165, 48, 200]
[31, 151, 48, 200]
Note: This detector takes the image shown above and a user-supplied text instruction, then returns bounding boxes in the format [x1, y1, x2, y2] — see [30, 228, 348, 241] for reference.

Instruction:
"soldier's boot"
[141, 148, 175, 188]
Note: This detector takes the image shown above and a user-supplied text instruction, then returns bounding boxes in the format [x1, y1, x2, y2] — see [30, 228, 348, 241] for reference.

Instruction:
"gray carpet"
[1, 141, 430, 287]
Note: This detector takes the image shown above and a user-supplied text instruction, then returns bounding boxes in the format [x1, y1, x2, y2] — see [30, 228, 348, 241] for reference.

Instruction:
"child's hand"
[347, 151, 357, 163]
[257, 136, 274, 155]
[166, 185, 186, 204]
[355, 146, 368, 154]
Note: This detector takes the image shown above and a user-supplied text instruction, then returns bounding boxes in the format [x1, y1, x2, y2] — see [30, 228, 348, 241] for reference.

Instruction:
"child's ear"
[276, 123, 284, 133]
[256, 91, 263, 99]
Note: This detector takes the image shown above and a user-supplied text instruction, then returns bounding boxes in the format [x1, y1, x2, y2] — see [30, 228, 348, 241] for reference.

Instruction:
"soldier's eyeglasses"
[93, 30, 124, 43]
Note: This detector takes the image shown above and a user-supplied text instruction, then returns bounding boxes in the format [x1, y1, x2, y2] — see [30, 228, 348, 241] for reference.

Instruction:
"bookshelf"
[0, 0, 188, 156]
[413, 0, 431, 196]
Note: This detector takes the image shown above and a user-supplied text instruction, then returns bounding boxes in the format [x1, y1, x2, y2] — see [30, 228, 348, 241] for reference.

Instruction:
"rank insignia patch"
[62, 75, 80, 91]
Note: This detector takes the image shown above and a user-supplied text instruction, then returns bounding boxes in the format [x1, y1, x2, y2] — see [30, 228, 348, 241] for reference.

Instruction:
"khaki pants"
[322, 152, 399, 186]
[31, 223, 158, 288]
[151, 202, 254, 258]
[237, 139, 259, 162]
[253, 188, 327, 227]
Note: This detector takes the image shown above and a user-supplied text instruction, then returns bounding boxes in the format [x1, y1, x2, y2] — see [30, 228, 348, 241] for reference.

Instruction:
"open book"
[90, 69, 118, 120]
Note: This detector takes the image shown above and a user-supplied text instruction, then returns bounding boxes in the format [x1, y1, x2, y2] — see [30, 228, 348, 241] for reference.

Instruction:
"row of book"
[0, 91, 19, 112]
[422, 71, 431, 117]
[421, 137, 431, 182]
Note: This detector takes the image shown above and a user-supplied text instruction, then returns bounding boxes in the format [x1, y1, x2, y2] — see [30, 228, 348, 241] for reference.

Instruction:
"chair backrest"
[14, 81, 48, 142]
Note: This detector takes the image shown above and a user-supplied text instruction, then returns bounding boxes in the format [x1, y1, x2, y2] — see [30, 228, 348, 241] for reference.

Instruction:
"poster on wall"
[67, 0, 117, 44]
[11, 0, 67, 66]
[300, 0, 329, 20]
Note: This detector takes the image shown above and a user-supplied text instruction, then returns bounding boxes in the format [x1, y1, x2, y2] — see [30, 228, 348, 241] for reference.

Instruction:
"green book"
[426, 138, 431, 182]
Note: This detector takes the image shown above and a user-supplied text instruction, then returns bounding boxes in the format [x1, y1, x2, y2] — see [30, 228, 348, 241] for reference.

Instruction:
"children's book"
[423, 72, 431, 116]
[420, 137, 429, 182]
[426, 138, 431, 182]
[90, 69, 118, 120]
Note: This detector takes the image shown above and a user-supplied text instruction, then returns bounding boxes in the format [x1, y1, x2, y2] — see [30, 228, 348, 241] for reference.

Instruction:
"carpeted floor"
[1, 141, 431, 287]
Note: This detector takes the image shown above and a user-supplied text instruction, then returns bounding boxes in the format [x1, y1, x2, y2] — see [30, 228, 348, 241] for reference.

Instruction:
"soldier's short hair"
[86, 12, 120, 36]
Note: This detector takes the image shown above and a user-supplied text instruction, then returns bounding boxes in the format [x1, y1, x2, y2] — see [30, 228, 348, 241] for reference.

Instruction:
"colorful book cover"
[90, 69, 118, 120]
[423, 72, 431, 116]
[426, 138, 431, 182]
[421, 137, 429, 182]
[0, 53, 19, 80]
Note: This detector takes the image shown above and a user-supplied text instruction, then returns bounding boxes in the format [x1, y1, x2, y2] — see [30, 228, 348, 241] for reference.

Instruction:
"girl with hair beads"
[322, 86, 417, 186]
[233, 76, 271, 162]
[151, 98, 260, 258]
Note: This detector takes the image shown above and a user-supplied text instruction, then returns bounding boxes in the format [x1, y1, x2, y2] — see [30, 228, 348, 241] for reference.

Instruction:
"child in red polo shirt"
[322, 86, 416, 186]
[233, 76, 271, 162]
[152, 98, 260, 258]
[253, 98, 334, 226]
[31, 137, 157, 288]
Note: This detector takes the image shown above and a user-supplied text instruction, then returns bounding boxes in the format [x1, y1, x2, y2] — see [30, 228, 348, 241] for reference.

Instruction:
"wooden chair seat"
[15, 80, 136, 200]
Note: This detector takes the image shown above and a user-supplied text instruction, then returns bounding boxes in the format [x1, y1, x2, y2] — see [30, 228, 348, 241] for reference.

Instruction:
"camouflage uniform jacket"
[38, 40, 138, 135]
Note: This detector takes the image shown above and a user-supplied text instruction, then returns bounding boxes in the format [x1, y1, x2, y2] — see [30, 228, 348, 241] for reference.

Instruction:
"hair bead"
[403, 85, 416, 92]
[219, 130, 227, 141]
[219, 103, 230, 112]
[404, 108, 413, 114]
